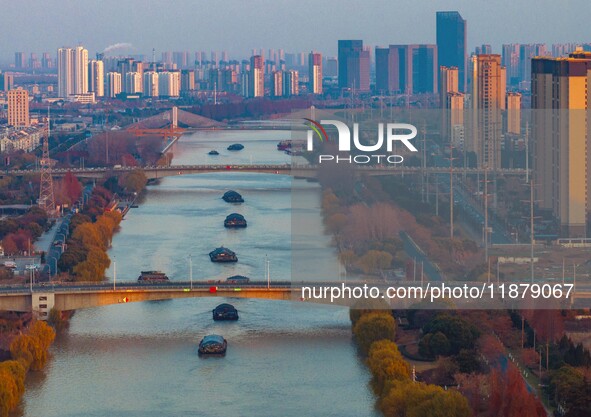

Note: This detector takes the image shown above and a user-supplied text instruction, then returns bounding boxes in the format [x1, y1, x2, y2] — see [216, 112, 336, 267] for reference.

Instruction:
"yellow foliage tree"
[367, 340, 411, 395]
[73, 222, 105, 251]
[380, 380, 471, 417]
[353, 312, 396, 356]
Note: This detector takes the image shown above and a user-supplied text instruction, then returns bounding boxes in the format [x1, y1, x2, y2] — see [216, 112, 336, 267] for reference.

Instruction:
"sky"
[2, 0, 591, 63]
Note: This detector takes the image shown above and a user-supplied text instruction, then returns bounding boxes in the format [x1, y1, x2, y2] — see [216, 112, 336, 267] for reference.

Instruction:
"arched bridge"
[7, 164, 529, 180]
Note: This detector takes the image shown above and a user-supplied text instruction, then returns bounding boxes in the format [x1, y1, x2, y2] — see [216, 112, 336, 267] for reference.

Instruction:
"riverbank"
[0, 319, 56, 417]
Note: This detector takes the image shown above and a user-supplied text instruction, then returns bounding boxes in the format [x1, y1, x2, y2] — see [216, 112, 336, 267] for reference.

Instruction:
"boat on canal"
[137, 271, 170, 282]
[209, 246, 238, 262]
[227, 143, 244, 151]
[198, 334, 228, 355]
[224, 213, 247, 228]
[222, 190, 244, 203]
[212, 303, 239, 321]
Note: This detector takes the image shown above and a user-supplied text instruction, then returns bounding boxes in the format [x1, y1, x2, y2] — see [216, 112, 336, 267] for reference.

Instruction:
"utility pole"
[448, 144, 458, 239]
[530, 179, 534, 283]
[113, 259, 117, 291]
[525, 121, 530, 183]
[521, 179, 540, 283]
[484, 166, 489, 262]
[422, 124, 427, 203]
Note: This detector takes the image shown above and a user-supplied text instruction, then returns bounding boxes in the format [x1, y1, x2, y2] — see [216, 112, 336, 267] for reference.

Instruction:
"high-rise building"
[117, 58, 135, 78]
[41, 52, 53, 69]
[158, 71, 180, 97]
[143, 71, 159, 97]
[470, 54, 506, 169]
[532, 49, 591, 237]
[248, 55, 264, 97]
[411, 45, 438, 94]
[448, 92, 465, 150]
[552, 43, 579, 57]
[29, 53, 41, 69]
[271, 71, 283, 97]
[106, 72, 122, 98]
[375, 47, 392, 93]
[475, 44, 492, 55]
[14, 52, 26, 69]
[0, 72, 14, 92]
[173, 51, 190, 69]
[283, 70, 299, 97]
[180, 70, 195, 92]
[381, 45, 437, 94]
[502, 44, 520, 87]
[325, 57, 338, 77]
[388, 45, 412, 93]
[58, 46, 89, 98]
[518, 44, 548, 88]
[308, 52, 322, 94]
[440, 66, 461, 142]
[338, 40, 370, 91]
[439, 66, 459, 107]
[506, 92, 521, 135]
[436, 11, 467, 92]
[7, 88, 29, 127]
[124, 72, 142, 94]
[161, 51, 173, 67]
[88, 60, 104, 97]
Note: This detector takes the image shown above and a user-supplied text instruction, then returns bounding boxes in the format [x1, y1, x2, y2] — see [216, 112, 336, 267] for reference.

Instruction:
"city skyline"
[2, 0, 591, 63]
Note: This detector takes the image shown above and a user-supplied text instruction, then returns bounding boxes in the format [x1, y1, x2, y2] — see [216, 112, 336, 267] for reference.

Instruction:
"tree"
[356, 250, 393, 275]
[429, 331, 451, 357]
[72, 222, 105, 250]
[118, 170, 147, 194]
[353, 312, 396, 356]
[489, 364, 546, 417]
[422, 314, 480, 355]
[325, 213, 348, 235]
[380, 380, 471, 417]
[367, 340, 411, 395]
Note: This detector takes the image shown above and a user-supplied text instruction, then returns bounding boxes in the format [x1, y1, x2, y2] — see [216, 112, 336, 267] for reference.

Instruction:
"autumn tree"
[489, 364, 546, 417]
[380, 380, 471, 417]
[353, 312, 397, 356]
[118, 169, 147, 194]
[367, 340, 411, 395]
[356, 250, 393, 275]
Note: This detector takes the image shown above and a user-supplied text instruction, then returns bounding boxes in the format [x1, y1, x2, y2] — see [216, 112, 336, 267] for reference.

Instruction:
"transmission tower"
[38, 109, 56, 217]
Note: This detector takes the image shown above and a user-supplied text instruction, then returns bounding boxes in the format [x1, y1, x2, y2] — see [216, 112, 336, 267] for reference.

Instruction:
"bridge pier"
[32, 293, 55, 320]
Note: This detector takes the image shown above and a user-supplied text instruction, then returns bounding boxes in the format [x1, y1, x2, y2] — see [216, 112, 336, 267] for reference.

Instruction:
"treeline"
[322, 189, 407, 276]
[0, 207, 48, 256]
[0, 321, 56, 417]
[58, 186, 122, 281]
[321, 182, 480, 279]
[350, 310, 472, 417]
[507, 310, 591, 415]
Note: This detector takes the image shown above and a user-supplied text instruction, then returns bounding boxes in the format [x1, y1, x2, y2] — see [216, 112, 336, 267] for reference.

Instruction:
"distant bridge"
[0, 280, 586, 318]
[7, 165, 530, 180]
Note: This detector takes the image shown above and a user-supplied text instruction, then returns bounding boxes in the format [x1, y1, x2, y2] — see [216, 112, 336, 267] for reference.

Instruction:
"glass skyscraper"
[436, 11, 467, 92]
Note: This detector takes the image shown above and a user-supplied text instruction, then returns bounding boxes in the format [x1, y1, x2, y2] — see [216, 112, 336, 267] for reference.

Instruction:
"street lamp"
[113, 259, 117, 291]
[189, 254, 193, 290]
[265, 255, 270, 289]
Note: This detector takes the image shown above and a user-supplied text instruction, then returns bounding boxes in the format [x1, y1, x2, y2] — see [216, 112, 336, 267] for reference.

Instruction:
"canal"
[18, 130, 379, 417]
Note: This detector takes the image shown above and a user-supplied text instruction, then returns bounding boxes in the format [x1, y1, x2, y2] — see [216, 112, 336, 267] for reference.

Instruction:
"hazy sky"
[2, 0, 591, 62]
